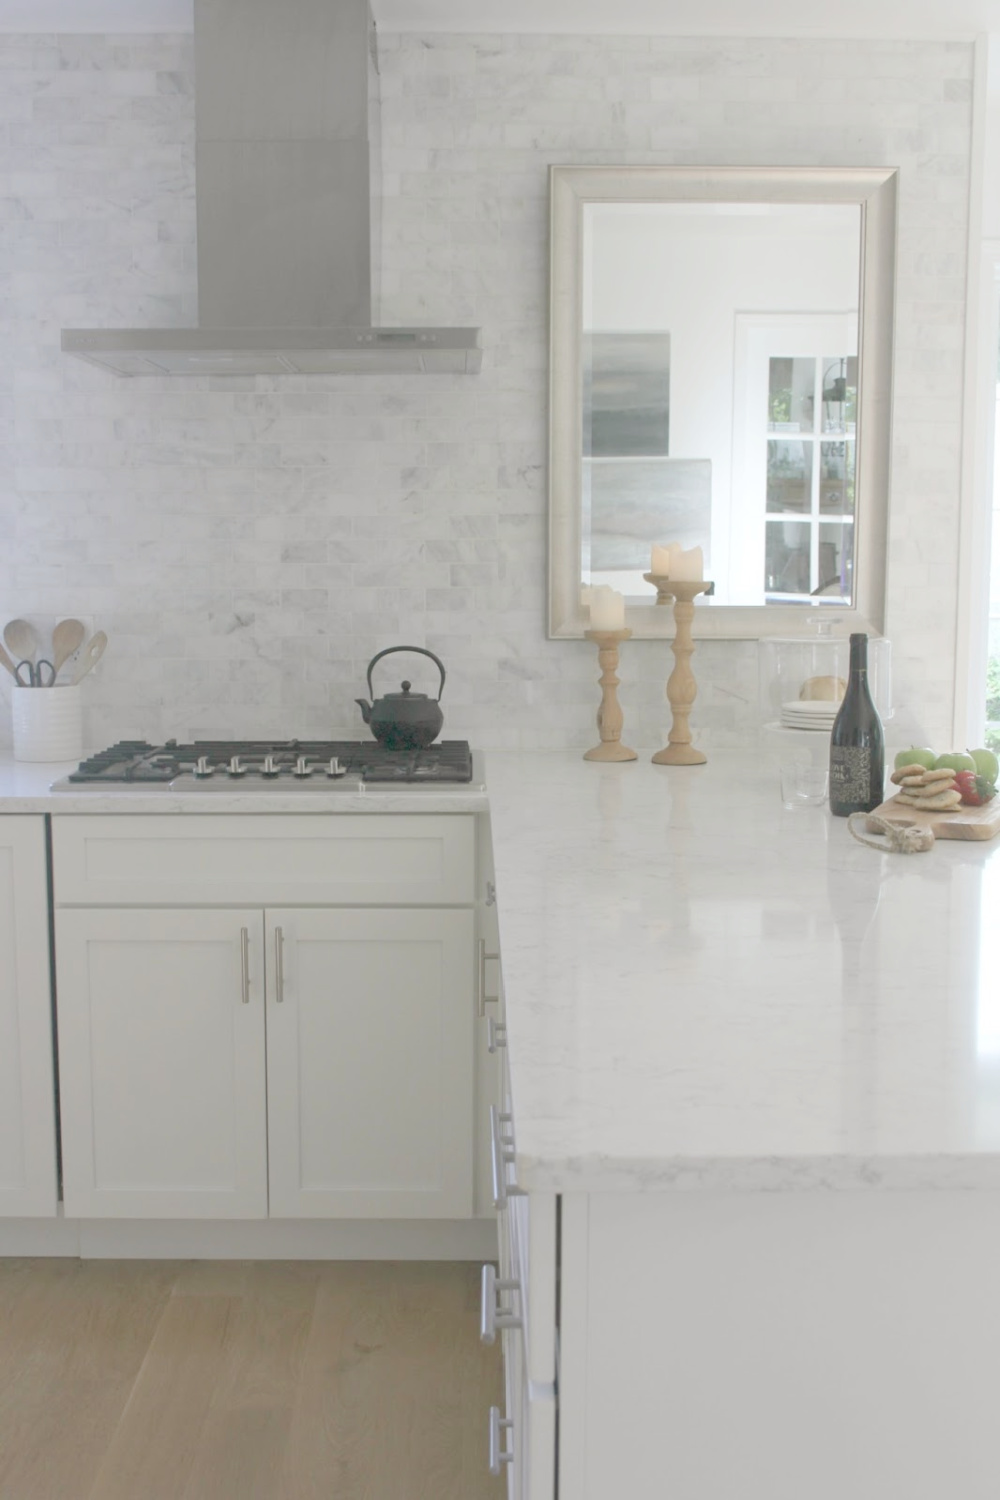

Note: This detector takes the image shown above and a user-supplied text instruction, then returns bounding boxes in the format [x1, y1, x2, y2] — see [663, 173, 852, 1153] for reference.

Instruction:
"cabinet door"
[475, 814, 503, 1216]
[266, 908, 475, 1218]
[0, 817, 57, 1217]
[55, 909, 267, 1218]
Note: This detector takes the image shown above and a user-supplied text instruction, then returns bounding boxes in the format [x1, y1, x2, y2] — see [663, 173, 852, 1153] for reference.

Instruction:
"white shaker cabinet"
[474, 814, 502, 1218]
[0, 816, 58, 1217]
[50, 814, 484, 1224]
[482, 1036, 557, 1500]
[55, 908, 268, 1219]
[265, 908, 474, 1218]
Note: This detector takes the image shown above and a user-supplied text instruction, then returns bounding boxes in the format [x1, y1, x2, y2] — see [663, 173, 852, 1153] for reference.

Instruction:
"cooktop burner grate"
[67, 739, 474, 785]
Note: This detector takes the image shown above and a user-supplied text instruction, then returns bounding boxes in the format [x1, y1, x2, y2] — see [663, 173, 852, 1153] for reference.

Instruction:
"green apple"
[969, 747, 1000, 783]
[893, 746, 937, 771]
[933, 751, 977, 773]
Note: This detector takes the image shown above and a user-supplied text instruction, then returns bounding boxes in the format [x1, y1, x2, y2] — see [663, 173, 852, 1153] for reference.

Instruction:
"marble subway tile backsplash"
[0, 31, 973, 752]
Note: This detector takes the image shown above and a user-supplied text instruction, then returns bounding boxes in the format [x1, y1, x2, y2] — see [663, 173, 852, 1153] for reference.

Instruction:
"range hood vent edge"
[59, 0, 481, 377]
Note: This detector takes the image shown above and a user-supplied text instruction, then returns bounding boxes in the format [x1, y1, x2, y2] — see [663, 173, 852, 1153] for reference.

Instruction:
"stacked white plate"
[780, 699, 840, 731]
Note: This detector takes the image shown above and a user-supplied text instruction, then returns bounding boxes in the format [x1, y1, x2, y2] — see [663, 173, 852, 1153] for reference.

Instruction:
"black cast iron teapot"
[356, 646, 446, 751]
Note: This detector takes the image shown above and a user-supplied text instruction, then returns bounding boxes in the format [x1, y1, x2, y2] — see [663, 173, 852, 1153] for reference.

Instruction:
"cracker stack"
[888, 764, 962, 811]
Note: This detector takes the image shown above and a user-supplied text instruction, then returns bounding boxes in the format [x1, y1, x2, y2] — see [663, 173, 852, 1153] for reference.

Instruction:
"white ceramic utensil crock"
[12, 685, 83, 762]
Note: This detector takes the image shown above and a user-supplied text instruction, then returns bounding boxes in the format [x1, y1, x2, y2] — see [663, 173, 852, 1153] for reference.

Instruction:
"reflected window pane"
[767, 439, 813, 513]
[765, 519, 811, 596]
[817, 520, 854, 599]
[819, 439, 856, 514]
[821, 354, 858, 435]
[768, 357, 815, 432]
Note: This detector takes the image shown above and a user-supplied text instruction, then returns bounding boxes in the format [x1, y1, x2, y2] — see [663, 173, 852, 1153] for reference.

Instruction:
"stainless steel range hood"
[61, 0, 481, 376]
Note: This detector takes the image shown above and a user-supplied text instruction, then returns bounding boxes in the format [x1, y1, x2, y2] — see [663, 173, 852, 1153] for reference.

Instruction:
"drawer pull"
[477, 936, 500, 1017]
[274, 925, 285, 1003]
[489, 1105, 523, 1210]
[486, 1017, 507, 1053]
[240, 926, 250, 1005]
[480, 1263, 522, 1344]
[488, 1405, 514, 1477]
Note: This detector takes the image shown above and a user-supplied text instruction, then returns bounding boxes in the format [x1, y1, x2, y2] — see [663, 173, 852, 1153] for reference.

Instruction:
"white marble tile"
[0, 31, 976, 754]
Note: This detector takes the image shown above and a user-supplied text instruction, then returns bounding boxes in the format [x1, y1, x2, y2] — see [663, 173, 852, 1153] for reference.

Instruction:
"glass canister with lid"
[757, 618, 892, 735]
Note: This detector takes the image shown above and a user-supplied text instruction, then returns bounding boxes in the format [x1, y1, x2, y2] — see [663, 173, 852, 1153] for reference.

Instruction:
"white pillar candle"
[650, 544, 673, 577]
[670, 546, 704, 581]
[589, 586, 625, 631]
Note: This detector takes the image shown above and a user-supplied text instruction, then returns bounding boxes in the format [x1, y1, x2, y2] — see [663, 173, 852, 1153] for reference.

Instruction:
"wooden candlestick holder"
[583, 628, 637, 762]
[642, 575, 714, 766]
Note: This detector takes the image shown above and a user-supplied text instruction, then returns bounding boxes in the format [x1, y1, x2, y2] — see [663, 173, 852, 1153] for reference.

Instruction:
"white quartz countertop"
[6, 745, 1000, 1194]
[484, 750, 1000, 1193]
[0, 757, 488, 814]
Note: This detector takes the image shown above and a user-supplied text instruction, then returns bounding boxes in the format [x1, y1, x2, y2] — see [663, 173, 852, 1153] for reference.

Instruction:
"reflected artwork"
[583, 332, 670, 458]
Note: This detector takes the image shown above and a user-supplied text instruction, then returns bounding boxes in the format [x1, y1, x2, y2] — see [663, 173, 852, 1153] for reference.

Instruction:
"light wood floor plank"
[0, 1259, 503, 1500]
[281, 1262, 503, 1500]
[179, 1264, 320, 1500]
[0, 1260, 176, 1500]
[86, 1292, 241, 1500]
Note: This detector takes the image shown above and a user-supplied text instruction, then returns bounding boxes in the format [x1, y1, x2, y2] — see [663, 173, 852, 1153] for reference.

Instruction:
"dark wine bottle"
[829, 633, 885, 816]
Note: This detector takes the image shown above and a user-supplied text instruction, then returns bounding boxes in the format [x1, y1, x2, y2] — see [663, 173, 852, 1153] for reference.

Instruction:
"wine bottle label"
[830, 745, 873, 804]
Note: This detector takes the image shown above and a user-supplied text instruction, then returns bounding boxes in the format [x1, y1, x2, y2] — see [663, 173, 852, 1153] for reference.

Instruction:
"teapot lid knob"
[401, 680, 411, 693]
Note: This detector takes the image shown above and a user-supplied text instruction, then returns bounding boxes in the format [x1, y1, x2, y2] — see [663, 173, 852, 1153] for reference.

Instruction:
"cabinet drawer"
[52, 814, 475, 907]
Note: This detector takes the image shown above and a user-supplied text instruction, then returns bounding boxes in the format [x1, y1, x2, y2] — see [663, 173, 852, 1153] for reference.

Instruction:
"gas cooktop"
[56, 739, 474, 788]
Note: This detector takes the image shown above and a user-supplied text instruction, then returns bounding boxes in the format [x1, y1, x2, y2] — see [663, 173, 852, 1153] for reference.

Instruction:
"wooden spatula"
[68, 631, 107, 685]
[51, 618, 86, 676]
[0, 640, 19, 681]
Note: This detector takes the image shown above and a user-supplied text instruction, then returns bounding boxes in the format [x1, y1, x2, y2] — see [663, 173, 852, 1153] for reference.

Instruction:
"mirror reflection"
[581, 201, 862, 609]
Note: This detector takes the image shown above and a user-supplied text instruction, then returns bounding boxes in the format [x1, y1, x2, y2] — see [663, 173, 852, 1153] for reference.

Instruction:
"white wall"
[0, 30, 976, 751]
[991, 389, 1000, 662]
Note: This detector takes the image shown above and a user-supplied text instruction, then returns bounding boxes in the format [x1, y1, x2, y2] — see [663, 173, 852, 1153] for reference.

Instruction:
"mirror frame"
[548, 164, 898, 639]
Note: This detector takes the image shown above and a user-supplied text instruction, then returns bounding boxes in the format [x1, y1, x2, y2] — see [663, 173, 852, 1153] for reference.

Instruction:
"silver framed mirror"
[548, 165, 897, 639]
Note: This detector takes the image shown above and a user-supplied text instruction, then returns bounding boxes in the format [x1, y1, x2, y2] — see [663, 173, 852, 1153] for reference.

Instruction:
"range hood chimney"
[61, 0, 481, 376]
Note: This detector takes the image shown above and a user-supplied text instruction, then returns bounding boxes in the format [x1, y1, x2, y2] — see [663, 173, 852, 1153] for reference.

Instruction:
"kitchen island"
[483, 750, 1000, 1500]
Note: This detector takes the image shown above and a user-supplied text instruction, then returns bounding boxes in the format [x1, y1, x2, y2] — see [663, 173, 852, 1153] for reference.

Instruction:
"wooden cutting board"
[866, 792, 1000, 841]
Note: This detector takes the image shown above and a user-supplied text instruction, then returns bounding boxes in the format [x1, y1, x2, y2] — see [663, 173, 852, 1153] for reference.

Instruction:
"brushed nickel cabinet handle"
[478, 936, 499, 1017]
[486, 1017, 507, 1053]
[488, 1406, 514, 1477]
[240, 926, 250, 1004]
[489, 1105, 523, 1210]
[479, 1263, 522, 1344]
[275, 925, 285, 1003]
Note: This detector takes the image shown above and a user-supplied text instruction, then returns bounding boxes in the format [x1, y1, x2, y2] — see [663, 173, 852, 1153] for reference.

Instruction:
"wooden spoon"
[51, 618, 86, 675]
[0, 640, 19, 681]
[68, 631, 107, 685]
[4, 618, 39, 667]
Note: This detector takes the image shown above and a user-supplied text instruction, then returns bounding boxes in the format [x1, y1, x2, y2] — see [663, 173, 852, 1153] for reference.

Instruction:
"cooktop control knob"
[227, 756, 246, 778]
[194, 756, 214, 778]
[326, 757, 343, 778]
[261, 755, 280, 777]
[293, 756, 313, 777]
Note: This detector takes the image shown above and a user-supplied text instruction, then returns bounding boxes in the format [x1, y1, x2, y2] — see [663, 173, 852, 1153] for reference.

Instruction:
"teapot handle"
[366, 646, 447, 702]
